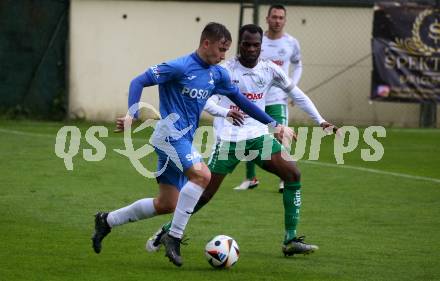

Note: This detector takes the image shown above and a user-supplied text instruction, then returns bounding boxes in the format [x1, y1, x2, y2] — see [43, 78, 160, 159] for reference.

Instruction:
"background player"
[237, 4, 303, 193]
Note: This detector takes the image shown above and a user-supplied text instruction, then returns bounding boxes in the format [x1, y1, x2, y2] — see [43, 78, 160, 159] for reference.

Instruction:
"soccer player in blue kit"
[91, 22, 293, 267]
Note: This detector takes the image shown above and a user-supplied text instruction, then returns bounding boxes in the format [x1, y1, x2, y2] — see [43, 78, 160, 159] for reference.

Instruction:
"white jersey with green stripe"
[261, 33, 301, 106]
[210, 57, 292, 142]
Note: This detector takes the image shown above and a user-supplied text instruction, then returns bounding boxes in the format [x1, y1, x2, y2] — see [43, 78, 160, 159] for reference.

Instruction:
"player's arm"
[215, 66, 294, 142]
[115, 72, 156, 131]
[127, 71, 157, 118]
[286, 85, 337, 132]
[227, 90, 275, 125]
[290, 60, 302, 86]
[204, 95, 244, 126]
[228, 90, 294, 141]
[116, 61, 183, 132]
[288, 62, 302, 107]
[271, 62, 337, 132]
[204, 95, 228, 117]
[288, 39, 303, 106]
[285, 85, 324, 125]
[289, 38, 303, 86]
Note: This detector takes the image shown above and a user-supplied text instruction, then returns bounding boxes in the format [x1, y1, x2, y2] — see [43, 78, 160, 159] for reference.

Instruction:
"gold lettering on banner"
[374, 6, 440, 100]
[384, 50, 440, 72]
[428, 19, 440, 44]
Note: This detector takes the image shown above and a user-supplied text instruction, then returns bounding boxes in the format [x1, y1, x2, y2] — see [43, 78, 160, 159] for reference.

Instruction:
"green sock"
[162, 221, 171, 231]
[283, 182, 301, 244]
[246, 161, 256, 179]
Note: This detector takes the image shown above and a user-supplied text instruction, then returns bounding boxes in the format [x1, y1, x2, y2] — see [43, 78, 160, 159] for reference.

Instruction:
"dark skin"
[198, 30, 306, 204]
[238, 31, 262, 68]
[146, 30, 338, 238]
[198, 30, 339, 204]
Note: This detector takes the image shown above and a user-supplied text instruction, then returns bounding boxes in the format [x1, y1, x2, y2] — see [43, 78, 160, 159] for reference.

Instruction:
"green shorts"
[265, 104, 288, 126]
[208, 135, 283, 175]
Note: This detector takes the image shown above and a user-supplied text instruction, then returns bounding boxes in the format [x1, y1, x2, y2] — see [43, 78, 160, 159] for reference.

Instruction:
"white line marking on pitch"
[1, 128, 439, 184]
[0, 128, 145, 142]
[302, 160, 440, 184]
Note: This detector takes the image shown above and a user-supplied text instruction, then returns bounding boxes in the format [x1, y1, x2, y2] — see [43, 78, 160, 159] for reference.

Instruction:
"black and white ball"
[205, 235, 239, 268]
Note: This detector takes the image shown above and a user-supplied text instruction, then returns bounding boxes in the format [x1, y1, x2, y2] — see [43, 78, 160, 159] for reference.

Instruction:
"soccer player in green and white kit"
[146, 24, 336, 256]
[236, 4, 303, 192]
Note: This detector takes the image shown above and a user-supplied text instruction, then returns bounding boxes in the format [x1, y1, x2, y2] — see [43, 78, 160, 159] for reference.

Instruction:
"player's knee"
[154, 199, 176, 214]
[188, 165, 211, 187]
[285, 167, 301, 182]
[292, 169, 301, 182]
[196, 171, 211, 187]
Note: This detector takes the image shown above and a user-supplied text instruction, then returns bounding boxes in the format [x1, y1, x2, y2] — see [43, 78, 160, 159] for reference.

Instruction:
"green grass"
[0, 119, 439, 281]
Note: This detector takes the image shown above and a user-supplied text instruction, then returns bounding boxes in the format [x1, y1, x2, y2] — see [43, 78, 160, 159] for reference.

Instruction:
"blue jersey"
[145, 53, 238, 141]
[127, 52, 277, 188]
[128, 52, 276, 142]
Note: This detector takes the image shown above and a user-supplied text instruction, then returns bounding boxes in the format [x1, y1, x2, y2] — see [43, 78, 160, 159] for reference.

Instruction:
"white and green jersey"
[204, 56, 325, 142]
[205, 57, 292, 142]
[261, 33, 302, 106]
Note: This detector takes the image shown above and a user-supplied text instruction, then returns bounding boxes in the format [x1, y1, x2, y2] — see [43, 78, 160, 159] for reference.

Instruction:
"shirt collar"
[191, 52, 211, 69]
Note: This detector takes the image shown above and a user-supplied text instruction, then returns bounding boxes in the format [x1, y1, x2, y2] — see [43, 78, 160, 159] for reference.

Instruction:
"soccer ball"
[205, 235, 239, 268]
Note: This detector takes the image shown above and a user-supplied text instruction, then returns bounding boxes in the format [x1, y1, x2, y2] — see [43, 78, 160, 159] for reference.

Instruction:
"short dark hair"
[238, 24, 263, 43]
[267, 4, 286, 17]
[200, 22, 232, 44]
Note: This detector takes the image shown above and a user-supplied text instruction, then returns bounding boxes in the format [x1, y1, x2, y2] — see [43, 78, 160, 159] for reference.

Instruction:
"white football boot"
[233, 178, 259, 190]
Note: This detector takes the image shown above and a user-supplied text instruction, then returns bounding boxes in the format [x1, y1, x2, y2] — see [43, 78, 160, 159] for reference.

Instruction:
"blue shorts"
[154, 138, 203, 190]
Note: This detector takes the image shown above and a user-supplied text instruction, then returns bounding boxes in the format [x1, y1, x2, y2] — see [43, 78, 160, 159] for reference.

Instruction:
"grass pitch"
[0, 119, 439, 281]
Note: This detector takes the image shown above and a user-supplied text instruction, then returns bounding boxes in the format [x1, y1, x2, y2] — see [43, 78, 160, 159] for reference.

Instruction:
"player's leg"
[92, 154, 180, 254]
[236, 104, 287, 191]
[167, 162, 210, 239]
[159, 139, 213, 266]
[234, 161, 259, 190]
[198, 139, 238, 204]
[193, 172, 226, 212]
[144, 156, 192, 254]
[260, 149, 318, 256]
[238, 103, 288, 190]
[149, 140, 238, 254]
[108, 183, 178, 225]
[160, 161, 210, 266]
[246, 161, 257, 180]
[206, 139, 241, 198]
[260, 151, 301, 241]
[265, 103, 289, 193]
[92, 142, 183, 255]
[147, 173, 227, 253]
[91, 183, 178, 254]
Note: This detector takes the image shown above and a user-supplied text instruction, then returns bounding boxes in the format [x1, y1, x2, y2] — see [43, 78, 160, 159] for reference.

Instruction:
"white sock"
[107, 198, 156, 227]
[169, 181, 204, 239]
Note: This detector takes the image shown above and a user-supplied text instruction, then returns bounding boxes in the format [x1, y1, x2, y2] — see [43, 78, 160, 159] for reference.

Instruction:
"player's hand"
[320, 121, 339, 134]
[227, 109, 245, 126]
[274, 124, 297, 147]
[115, 116, 134, 133]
